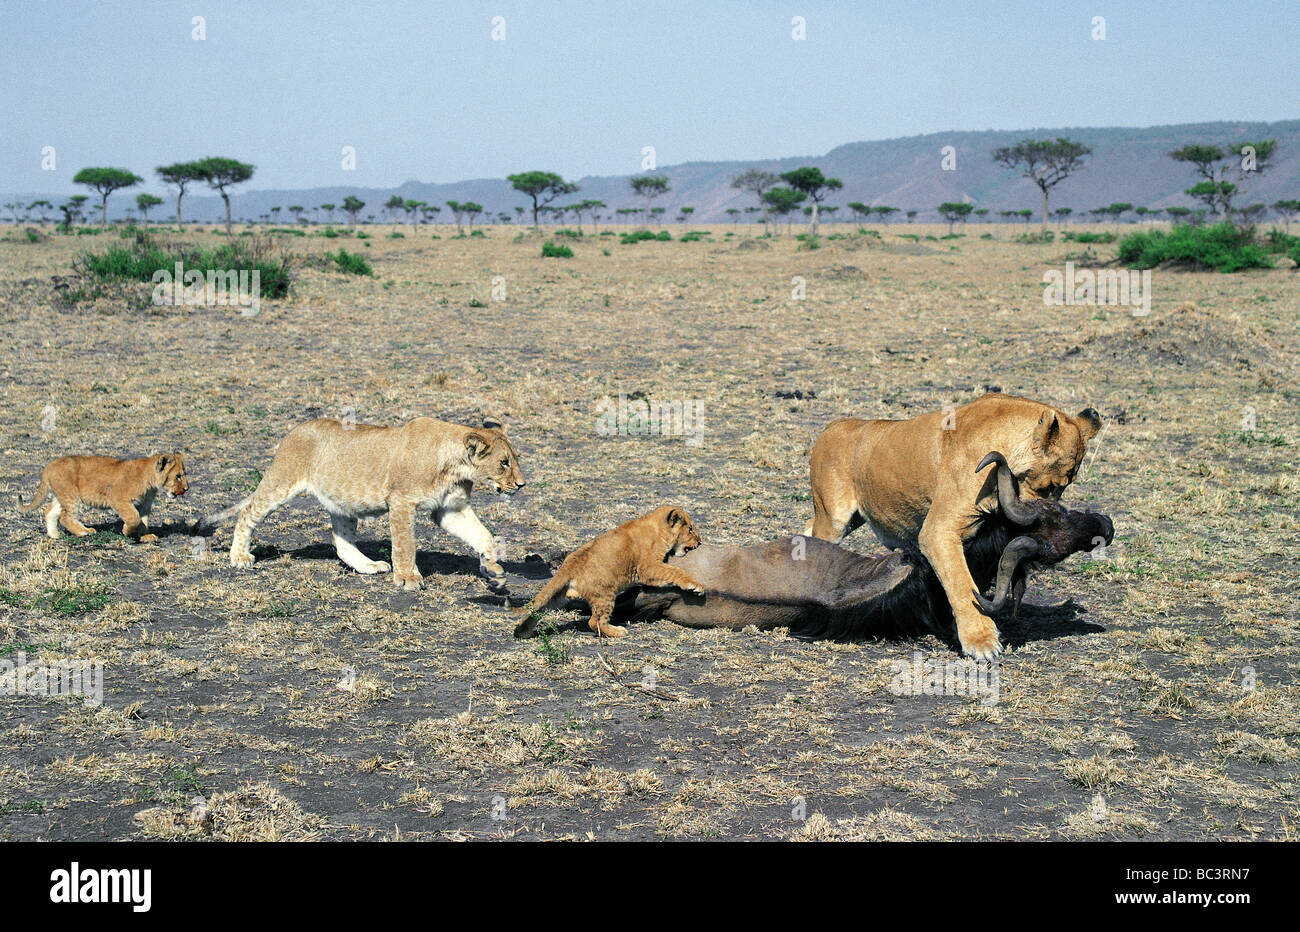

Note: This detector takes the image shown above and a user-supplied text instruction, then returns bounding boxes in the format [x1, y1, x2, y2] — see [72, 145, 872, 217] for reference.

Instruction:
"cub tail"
[512, 573, 570, 639]
[16, 475, 51, 512]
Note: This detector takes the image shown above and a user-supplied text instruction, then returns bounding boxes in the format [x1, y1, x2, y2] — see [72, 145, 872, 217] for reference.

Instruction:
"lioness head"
[465, 419, 525, 494]
[658, 506, 701, 556]
[156, 453, 189, 497]
[1019, 407, 1101, 501]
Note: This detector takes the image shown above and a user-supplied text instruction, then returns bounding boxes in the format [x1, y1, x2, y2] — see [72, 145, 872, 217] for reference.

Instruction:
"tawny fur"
[806, 392, 1100, 660]
[17, 453, 189, 542]
[201, 416, 524, 590]
[513, 505, 703, 639]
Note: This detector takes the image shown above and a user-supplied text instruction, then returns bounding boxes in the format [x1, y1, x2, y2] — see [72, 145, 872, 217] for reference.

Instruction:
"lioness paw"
[139, 533, 159, 543]
[394, 569, 424, 591]
[230, 550, 255, 568]
[959, 624, 1002, 661]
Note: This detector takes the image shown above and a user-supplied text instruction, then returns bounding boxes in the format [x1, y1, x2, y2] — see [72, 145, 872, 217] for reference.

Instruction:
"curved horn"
[972, 535, 1040, 615]
[975, 451, 1037, 527]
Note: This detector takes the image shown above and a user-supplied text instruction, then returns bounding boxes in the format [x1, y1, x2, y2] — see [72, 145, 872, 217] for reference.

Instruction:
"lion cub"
[18, 453, 189, 542]
[513, 506, 704, 639]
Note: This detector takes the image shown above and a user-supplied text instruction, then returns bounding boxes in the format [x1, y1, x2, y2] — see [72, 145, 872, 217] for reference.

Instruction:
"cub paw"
[139, 533, 159, 543]
[589, 619, 627, 638]
[360, 560, 391, 575]
[230, 550, 255, 568]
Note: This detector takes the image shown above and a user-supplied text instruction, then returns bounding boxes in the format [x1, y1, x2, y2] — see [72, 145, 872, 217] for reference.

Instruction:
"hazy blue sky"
[2, 0, 1295, 195]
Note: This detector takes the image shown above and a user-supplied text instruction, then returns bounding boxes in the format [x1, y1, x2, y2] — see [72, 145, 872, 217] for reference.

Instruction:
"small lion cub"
[17, 453, 189, 542]
[513, 505, 704, 639]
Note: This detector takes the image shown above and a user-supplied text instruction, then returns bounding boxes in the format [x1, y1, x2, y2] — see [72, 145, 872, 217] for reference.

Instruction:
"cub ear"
[156, 455, 171, 472]
[1074, 407, 1102, 440]
[465, 433, 490, 460]
[1032, 411, 1061, 453]
[482, 417, 505, 435]
[665, 507, 685, 527]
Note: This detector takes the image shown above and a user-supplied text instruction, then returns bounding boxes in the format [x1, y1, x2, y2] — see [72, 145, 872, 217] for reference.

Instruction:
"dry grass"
[0, 221, 1296, 840]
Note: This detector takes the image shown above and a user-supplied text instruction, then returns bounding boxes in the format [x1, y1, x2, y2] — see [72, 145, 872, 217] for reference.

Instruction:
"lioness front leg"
[387, 499, 422, 590]
[438, 506, 507, 590]
[331, 514, 391, 576]
[638, 564, 705, 595]
[919, 512, 1001, 660]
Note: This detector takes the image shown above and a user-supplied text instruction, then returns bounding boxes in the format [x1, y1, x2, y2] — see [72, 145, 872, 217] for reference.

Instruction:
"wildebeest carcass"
[616, 451, 1113, 644]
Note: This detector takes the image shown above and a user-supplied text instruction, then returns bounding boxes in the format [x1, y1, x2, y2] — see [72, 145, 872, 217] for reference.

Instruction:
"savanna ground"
[0, 219, 1296, 841]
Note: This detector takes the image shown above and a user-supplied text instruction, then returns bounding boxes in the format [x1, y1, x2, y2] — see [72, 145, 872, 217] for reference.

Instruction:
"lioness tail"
[198, 496, 252, 529]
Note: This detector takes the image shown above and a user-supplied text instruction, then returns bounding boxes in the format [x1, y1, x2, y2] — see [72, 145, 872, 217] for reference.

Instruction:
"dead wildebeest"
[614, 451, 1113, 645]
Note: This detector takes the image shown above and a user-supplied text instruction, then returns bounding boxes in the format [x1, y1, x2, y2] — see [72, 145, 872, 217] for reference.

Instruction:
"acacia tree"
[1170, 140, 1277, 222]
[135, 193, 163, 223]
[59, 195, 89, 227]
[847, 202, 871, 226]
[319, 203, 336, 224]
[508, 171, 578, 228]
[629, 175, 670, 227]
[761, 186, 805, 235]
[342, 195, 365, 227]
[384, 195, 405, 230]
[462, 202, 483, 231]
[27, 200, 53, 224]
[937, 201, 974, 234]
[873, 205, 900, 225]
[73, 167, 142, 225]
[579, 199, 605, 234]
[1273, 199, 1300, 231]
[779, 166, 842, 236]
[731, 169, 778, 233]
[192, 157, 254, 234]
[992, 137, 1091, 232]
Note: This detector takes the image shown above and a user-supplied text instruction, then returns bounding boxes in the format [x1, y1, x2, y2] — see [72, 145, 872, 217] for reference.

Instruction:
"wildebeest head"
[972, 451, 1114, 616]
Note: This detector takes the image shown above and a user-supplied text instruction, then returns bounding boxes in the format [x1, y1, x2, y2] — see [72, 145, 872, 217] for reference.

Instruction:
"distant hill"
[7, 119, 1299, 224]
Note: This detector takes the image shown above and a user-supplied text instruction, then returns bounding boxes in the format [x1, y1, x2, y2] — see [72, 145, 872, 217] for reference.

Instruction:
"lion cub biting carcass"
[513, 506, 704, 639]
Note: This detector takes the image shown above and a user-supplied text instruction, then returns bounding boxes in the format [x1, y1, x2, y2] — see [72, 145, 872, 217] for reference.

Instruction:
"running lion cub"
[513, 506, 704, 639]
[201, 416, 524, 591]
[18, 453, 189, 542]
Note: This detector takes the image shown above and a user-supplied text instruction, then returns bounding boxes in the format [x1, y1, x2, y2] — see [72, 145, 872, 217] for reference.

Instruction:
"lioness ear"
[482, 417, 505, 435]
[1032, 411, 1061, 452]
[1074, 408, 1101, 440]
[465, 433, 490, 460]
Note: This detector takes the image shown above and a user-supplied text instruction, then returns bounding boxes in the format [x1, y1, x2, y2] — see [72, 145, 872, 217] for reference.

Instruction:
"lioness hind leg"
[330, 513, 390, 576]
[229, 476, 301, 568]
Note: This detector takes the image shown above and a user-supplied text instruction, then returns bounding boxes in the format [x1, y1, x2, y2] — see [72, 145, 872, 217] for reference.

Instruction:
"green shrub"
[1290, 242, 1300, 270]
[1264, 228, 1300, 254]
[541, 240, 573, 258]
[553, 228, 583, 238]
[1016, 231, 1054, 243]
[318, 226, 340, 238]
[679, 231, 709, 242]
[1063, 231, 1115, 244]
[325, 248, 373, 276]
[387, 231, 405, 239]
[1117, 223, 1274, 273]
[619, 229, 670, 244]
[78, 235, 293, 298]
[469, 229, 486, 237]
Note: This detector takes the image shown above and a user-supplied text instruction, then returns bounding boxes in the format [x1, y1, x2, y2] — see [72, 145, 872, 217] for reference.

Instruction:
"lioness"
[807, 393, 1100, 658]
[201, 416, 524, 590]
[18, 453, 189, 542]
[513, 505, 703, 639]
